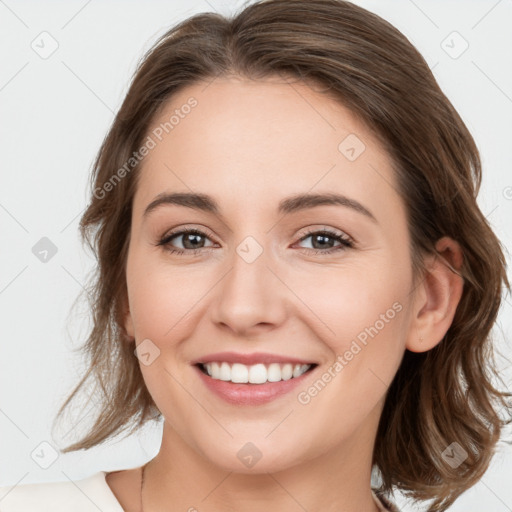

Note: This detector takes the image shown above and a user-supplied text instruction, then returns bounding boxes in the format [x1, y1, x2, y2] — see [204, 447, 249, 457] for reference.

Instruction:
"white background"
[0, 0, 511, 510]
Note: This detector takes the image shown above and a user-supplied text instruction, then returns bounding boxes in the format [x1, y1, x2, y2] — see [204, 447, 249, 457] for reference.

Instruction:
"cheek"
[292, 258, 411, 417]
[125, 247, 208, 341]
[290, 258, 410, 401]
[291, 293, 407, 445]
[287, 257, 409, 345]
[330, 279, 407, 353]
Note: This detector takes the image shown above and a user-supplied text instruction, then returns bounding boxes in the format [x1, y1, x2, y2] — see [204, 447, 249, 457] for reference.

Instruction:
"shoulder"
[0, 471, 124, 512]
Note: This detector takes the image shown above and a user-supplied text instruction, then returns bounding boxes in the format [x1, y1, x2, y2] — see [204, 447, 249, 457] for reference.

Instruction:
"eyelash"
[156, 227, 354, 256]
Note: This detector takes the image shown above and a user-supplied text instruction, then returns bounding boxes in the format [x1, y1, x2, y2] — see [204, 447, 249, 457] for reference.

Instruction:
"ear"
[406, 236, 464, 353]
[123, 308, 135, 341]
[118, 290, 135, 342]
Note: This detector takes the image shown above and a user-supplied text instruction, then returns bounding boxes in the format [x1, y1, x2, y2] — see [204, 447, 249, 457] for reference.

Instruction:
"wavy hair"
[52, 1, 511, 510]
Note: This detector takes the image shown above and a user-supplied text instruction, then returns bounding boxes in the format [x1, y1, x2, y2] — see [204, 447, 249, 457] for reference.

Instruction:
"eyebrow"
[143, 191, 377, 223]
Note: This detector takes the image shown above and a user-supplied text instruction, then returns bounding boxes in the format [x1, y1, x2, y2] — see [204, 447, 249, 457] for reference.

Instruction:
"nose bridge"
[210, 231, 286, 334]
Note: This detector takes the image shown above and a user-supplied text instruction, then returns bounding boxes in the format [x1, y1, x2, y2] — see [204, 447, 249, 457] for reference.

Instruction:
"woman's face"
[123, 75, 418, 473]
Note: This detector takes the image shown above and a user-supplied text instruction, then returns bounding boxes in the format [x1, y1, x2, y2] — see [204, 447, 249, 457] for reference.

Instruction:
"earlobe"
[406, 237, 464, 353]
[124, 310, 135, 341]
[119, 293, 135, 342]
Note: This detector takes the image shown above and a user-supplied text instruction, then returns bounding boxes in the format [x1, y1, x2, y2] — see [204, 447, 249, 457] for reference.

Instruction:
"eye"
[295, 228, 353, 255]
[156, 228, 216, 256]
[156, 226, 354, 257]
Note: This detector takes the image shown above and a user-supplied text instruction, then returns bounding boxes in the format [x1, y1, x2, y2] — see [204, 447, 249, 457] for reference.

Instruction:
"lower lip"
[194, 365, 315, 405]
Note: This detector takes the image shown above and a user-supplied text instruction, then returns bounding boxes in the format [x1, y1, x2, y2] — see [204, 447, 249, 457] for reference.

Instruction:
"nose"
[209, 240, 288, 337]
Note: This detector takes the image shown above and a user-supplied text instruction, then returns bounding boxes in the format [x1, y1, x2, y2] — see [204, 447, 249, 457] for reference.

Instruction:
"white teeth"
[267, 363, 282, 382]
[210, 362, 219, 378]
[231, 363, 249, 383]
[201, 362, 312, 384]
[248, 363, 267, 384]
[281, 363, 293, 381]
[292, 364, 303, 378]
[219, 362, 231, 381]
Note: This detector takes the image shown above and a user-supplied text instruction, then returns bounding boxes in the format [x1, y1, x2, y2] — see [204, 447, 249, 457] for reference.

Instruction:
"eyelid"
[157, 223, 356, 256]
[297, 225, 352, 239]
[160, 224, 217, 242]
[159, 224, 352, 243]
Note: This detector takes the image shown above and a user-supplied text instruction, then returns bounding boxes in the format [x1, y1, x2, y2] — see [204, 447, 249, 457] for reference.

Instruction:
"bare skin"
[105, 469, 141, 512]
[106, 75, 463, 511]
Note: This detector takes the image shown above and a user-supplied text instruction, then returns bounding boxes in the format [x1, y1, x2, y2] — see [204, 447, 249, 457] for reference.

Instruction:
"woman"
[1, 0, 510, 511]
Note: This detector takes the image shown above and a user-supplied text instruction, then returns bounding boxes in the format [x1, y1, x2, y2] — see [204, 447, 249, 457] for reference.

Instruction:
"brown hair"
[52, 0, 511, 510]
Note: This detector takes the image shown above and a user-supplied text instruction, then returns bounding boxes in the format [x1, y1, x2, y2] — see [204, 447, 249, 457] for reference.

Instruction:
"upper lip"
[192, 352, 317, 366]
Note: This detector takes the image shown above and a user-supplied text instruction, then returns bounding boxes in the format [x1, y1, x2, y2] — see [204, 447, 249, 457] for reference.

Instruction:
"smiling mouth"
[196, 362, 317, 384]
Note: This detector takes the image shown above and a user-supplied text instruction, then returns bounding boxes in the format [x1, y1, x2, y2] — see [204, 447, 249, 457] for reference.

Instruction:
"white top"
[0, 472, 124, 512]
[0, 471, 394, 511]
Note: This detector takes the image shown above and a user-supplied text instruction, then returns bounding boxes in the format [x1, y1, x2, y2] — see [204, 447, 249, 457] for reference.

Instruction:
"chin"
[194, 435, 310, 475]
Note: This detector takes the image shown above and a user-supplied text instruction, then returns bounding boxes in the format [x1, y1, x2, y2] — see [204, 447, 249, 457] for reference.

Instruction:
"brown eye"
[157, 228, 216, 255]
[296, 229, 353, 255]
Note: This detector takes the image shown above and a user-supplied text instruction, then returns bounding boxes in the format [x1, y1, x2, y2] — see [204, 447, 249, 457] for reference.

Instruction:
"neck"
[142, 408, 382, 512]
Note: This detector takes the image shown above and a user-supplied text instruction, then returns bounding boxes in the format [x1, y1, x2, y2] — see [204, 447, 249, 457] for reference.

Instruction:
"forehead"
[133, 76, 402, 221]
